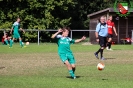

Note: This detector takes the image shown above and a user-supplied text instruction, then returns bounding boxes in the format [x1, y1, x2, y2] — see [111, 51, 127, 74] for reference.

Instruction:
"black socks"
[96, 48, 104, 58]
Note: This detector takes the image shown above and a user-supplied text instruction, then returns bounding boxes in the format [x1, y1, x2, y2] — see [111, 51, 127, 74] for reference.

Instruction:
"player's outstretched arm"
[75, 36, 86, 43]
[10, 28, 13, 34]
[20, 28, 25, 33]
[51, 28, 62, 39]
[113, 26, 117, 36]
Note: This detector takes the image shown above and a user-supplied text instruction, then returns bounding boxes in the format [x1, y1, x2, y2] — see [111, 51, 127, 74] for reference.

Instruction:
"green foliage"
[23, 31, 38, 42]
[0, 0, 119, 30]
[1, 0, 132, 41]
[0, 0, 76, 29]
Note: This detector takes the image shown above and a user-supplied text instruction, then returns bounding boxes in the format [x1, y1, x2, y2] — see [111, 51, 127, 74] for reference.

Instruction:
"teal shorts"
[13, 32, 20, 39]
[59, 53, 75, 64]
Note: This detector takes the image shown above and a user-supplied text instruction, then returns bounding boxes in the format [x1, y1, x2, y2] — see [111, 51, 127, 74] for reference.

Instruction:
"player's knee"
[108, 38, 112, 42]
[71, 64, 76, 68]
[64, 60, 70, 66]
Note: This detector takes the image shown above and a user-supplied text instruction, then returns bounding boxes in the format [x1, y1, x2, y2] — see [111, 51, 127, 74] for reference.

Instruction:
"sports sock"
[107, 42, 110, 47]
[109, 42, 112, 49]
[72, 67, 76, 73]
[5, 40, 9, 45]
[69, 70, 75, 78]
[19, 40, 23, 47]
[9, 39, 13, 47]
[96, 48, 101, 54]
[100, 49, 103, 58]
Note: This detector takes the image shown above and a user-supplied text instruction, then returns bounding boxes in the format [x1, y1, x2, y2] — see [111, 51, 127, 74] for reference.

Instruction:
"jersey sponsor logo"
[60, 41, 69, 44]
[108, 25, 113, 28]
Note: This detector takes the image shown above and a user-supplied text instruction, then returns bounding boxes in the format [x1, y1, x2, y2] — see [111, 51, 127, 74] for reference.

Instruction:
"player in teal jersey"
[51, 27, 86, 79]
[10, 18, 25, 48]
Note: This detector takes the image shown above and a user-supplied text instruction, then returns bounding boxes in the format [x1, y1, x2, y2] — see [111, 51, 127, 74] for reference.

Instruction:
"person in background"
[2, 32, 12, 45]
[10, 18, 25, 48]
[106, 15, 118, 50]
[94, 16, 108, 60]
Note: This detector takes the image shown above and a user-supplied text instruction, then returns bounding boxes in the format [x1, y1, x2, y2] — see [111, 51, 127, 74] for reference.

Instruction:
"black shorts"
[107, 34, 113, 38]
[98, 36, 107, 47]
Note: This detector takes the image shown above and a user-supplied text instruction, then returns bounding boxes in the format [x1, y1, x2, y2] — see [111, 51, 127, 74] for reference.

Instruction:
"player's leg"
[59, 54, 76, 79]
[19, 37, 24, 47]
[108, 38, 112, 49]
[100, 47, 104, 60]
[68, 54, 76, 74]
[107, 34, 113, 50]
[106, 34, 110, 50]
[64, 60, 76, 79]
[94, 36, 102, 59]
[100, 37, 107, 60]
[4, 38, 9, 45]
[99, 37, 106, 60]
[71, 64, 76, 73]
[107, 37, 112, 49]
[9, 37, 14, 48]
[10, 33, 17, 48]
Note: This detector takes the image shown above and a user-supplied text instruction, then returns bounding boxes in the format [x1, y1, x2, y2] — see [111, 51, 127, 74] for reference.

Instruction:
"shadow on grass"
[111, 49, 122, 50]
[105, 58, 116, 59]
[66, 76, 82, 79]
[0, 67, 5, 69]
[102, 78, 108, 80]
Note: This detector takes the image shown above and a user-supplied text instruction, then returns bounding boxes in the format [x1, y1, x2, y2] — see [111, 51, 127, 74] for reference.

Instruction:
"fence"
[1, 29, 133, 45]
[0, 29, 95, 45]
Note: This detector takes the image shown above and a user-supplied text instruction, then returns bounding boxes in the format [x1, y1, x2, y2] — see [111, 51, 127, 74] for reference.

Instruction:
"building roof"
[87, 8, 133, 17]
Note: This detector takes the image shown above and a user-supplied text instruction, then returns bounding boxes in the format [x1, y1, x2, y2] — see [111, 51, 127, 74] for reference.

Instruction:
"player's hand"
[116, 33, 118, 36]
[58, 28, 63, 33]
[81, 36, 86, 40]
[96, 39, 99, 42]
[20, 28, 22, 30]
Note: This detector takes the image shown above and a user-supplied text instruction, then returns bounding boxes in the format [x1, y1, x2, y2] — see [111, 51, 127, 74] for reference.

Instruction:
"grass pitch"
[0, 43, 133, 88]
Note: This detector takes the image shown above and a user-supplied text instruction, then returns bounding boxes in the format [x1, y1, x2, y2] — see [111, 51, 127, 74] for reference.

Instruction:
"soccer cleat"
[21, 46, 27, 48]
[100, 57, 105, 60]
[106, 47, 109, 50]
[9, 47, 12, 48]
[72, 76, 76, 79]
[109, 48, 113, 51]
[94, 53, 99, 59]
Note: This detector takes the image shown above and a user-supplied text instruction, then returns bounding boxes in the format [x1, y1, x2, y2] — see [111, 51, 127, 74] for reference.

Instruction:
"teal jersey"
[12, 22, 20, 33]
[56, 35, 75, 54]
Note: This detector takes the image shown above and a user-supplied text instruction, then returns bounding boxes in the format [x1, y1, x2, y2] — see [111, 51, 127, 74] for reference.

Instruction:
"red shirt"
[107, 20, 115, 34]
[1, 35, 8, 43]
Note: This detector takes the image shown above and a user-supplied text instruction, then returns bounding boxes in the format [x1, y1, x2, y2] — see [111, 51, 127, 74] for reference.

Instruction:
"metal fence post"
[71, 30, 72, 39]
[38, 30, 39, 45]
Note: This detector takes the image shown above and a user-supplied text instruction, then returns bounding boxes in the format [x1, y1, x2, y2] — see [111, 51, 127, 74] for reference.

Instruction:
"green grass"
[0, 43, 133, 88]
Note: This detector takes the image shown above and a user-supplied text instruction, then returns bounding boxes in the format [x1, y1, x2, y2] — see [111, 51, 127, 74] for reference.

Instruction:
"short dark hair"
[18, 17, 20, 19]
[98, 16, 106, 23]
[62, 27, 71, 32]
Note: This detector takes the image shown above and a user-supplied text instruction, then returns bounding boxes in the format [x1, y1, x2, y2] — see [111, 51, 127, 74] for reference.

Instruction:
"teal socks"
[5, 40, 9, 45]
[19, 40, 23, 47]
[69, 70, 75, 78]
[9, 39, 13, 47]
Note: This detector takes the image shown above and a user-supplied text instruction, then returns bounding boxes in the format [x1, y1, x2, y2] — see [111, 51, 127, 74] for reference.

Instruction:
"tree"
[0, 0, 76, 29]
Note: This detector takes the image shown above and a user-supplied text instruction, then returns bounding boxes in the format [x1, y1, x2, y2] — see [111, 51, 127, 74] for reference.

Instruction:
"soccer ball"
[97, 62, 105, 71]
[26, 42, 29, 45]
